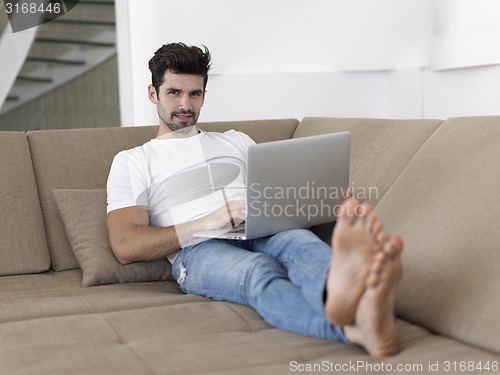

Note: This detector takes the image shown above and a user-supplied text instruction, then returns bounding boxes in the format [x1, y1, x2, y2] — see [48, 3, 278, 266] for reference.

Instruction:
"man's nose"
[179, 94, 192, 111]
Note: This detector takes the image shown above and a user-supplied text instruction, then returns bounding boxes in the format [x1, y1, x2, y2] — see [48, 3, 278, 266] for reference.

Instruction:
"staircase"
[0, 0, 116, 116]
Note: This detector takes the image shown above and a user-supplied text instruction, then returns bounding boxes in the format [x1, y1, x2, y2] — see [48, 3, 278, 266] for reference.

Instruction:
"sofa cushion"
[374, 116, 500, 354]
[0, 132, 50, 276]
[0, 302, 498, 374]
[293, 118, 443, 208]
[0, 269, 187, 324]
[28, 120, 298, 272]
[52, 188, 171, 287]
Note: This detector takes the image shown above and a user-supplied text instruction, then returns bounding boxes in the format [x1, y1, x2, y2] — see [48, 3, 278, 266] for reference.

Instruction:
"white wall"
[115, 0, 500, 126]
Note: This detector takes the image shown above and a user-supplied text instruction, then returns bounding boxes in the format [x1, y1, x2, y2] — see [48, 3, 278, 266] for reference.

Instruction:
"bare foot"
[325, 199, 385, 326]
[344, 234, 404, 356]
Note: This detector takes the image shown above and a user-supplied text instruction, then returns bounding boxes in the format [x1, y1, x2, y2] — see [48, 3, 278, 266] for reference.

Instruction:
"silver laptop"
[193, 131, 351, 240]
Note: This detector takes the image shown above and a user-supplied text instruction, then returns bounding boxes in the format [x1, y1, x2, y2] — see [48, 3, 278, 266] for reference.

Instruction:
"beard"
[160, 110, 199, 133]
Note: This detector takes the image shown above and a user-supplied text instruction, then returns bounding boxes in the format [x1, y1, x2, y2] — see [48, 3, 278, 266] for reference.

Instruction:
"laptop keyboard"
[228, 228, 246, 234]
[227, 223, 246, 234]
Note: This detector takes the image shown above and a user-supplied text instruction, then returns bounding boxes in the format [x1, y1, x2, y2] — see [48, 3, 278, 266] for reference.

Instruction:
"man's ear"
[148, 85, 158, 104]
[202, 90, 207, 106]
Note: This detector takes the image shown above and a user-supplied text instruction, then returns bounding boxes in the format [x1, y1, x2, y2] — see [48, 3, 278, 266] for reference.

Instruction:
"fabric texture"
[0, 132, 50, 276]
[52, 188, 171, 287]
[1, 306, 498, 375]
[373, 116, 500, 354]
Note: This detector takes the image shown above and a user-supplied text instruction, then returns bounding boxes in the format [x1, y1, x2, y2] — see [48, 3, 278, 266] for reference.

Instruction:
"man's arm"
[107, 200, 246, 264]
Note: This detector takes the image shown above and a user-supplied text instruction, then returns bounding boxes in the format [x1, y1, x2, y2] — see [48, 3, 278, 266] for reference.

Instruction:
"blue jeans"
[172, 228, 350, 343]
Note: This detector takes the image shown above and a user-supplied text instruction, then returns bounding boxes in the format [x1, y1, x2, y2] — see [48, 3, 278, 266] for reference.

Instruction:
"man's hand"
[201, 199, 246, 231]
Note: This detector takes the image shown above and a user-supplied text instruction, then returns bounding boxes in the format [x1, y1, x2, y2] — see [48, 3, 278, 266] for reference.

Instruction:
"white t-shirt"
[107, 130, 255, 262]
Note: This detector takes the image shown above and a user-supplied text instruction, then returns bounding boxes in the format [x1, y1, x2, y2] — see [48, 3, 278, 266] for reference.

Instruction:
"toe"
[367, 252, 387, 287]
[355, 203, 372, 220]
[373, 219, 383, 237]
[352, 203, 372, 228]
[337, 198, 361, 224]
[376, 232, 386, 247]
[384, 234, 404, 255]
[364, 211, 378, 233]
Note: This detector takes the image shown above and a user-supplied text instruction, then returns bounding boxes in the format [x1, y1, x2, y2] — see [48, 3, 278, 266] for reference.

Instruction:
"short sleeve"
[223, 130, 256, 159]
[107, 149, 149, 214]
[236, 130, 256, 149]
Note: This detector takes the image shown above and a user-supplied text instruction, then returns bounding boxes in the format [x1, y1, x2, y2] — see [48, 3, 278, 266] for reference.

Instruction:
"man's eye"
[168, 91, 179, 95]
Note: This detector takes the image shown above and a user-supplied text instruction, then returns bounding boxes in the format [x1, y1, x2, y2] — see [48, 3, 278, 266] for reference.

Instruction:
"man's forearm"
[107, 200, 245, 264]
[112, 224, 179, 264]
[107, 213, 222, 264]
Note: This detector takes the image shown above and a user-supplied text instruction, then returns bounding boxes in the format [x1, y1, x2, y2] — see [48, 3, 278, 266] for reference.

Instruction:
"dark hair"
[148, 42, 211, 96]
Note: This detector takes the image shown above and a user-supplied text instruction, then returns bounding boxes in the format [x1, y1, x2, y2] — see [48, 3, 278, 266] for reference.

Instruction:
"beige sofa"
[1, 116, 499, 374]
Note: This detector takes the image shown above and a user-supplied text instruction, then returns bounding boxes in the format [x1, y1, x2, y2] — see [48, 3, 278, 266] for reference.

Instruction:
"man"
[106, 42, 403, 356]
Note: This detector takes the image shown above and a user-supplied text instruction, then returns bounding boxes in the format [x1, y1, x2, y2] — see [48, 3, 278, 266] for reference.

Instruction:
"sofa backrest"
[374, 116, 500, 354]
[199, 119, 298, 143]
[293, 118, 443, 208]
[28, 126, 159, 271]
[27, 119, 299, 272]
[0, 132, 50, 275]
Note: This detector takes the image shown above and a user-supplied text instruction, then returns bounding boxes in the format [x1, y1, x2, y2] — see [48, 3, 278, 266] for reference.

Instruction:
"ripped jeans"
[171, 228, 350, 343]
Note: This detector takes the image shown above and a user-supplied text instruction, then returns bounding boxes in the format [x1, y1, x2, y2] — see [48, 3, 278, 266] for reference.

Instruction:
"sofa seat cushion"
[373, 116, 500, 355]
[292, 118, 443, 208]
[52, 188, 171, 287]
[0, 270, 186, 324]
[0, 273, 71, 301]
[0, 132, 50, 276]
[0, 302, 498, 374]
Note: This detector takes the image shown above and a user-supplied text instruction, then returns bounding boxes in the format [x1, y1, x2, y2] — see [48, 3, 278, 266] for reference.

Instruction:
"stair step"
[16, 76, 54, 83]
[6, 95, 20, 102]
[26, 57, 86, 65]
[37, 22, 100, 41]
[48, 19, 115, 27]
[67, 1, 115, 5]
[35, 38, 115, 47]
[47, 1, 115, 24]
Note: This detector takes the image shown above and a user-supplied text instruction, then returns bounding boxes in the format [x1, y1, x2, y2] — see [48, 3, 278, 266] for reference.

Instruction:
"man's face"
[148, 70, 205, 135]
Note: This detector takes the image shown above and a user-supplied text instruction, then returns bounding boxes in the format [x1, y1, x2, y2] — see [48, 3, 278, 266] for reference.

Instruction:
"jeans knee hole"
[177, 262, 187, 285]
